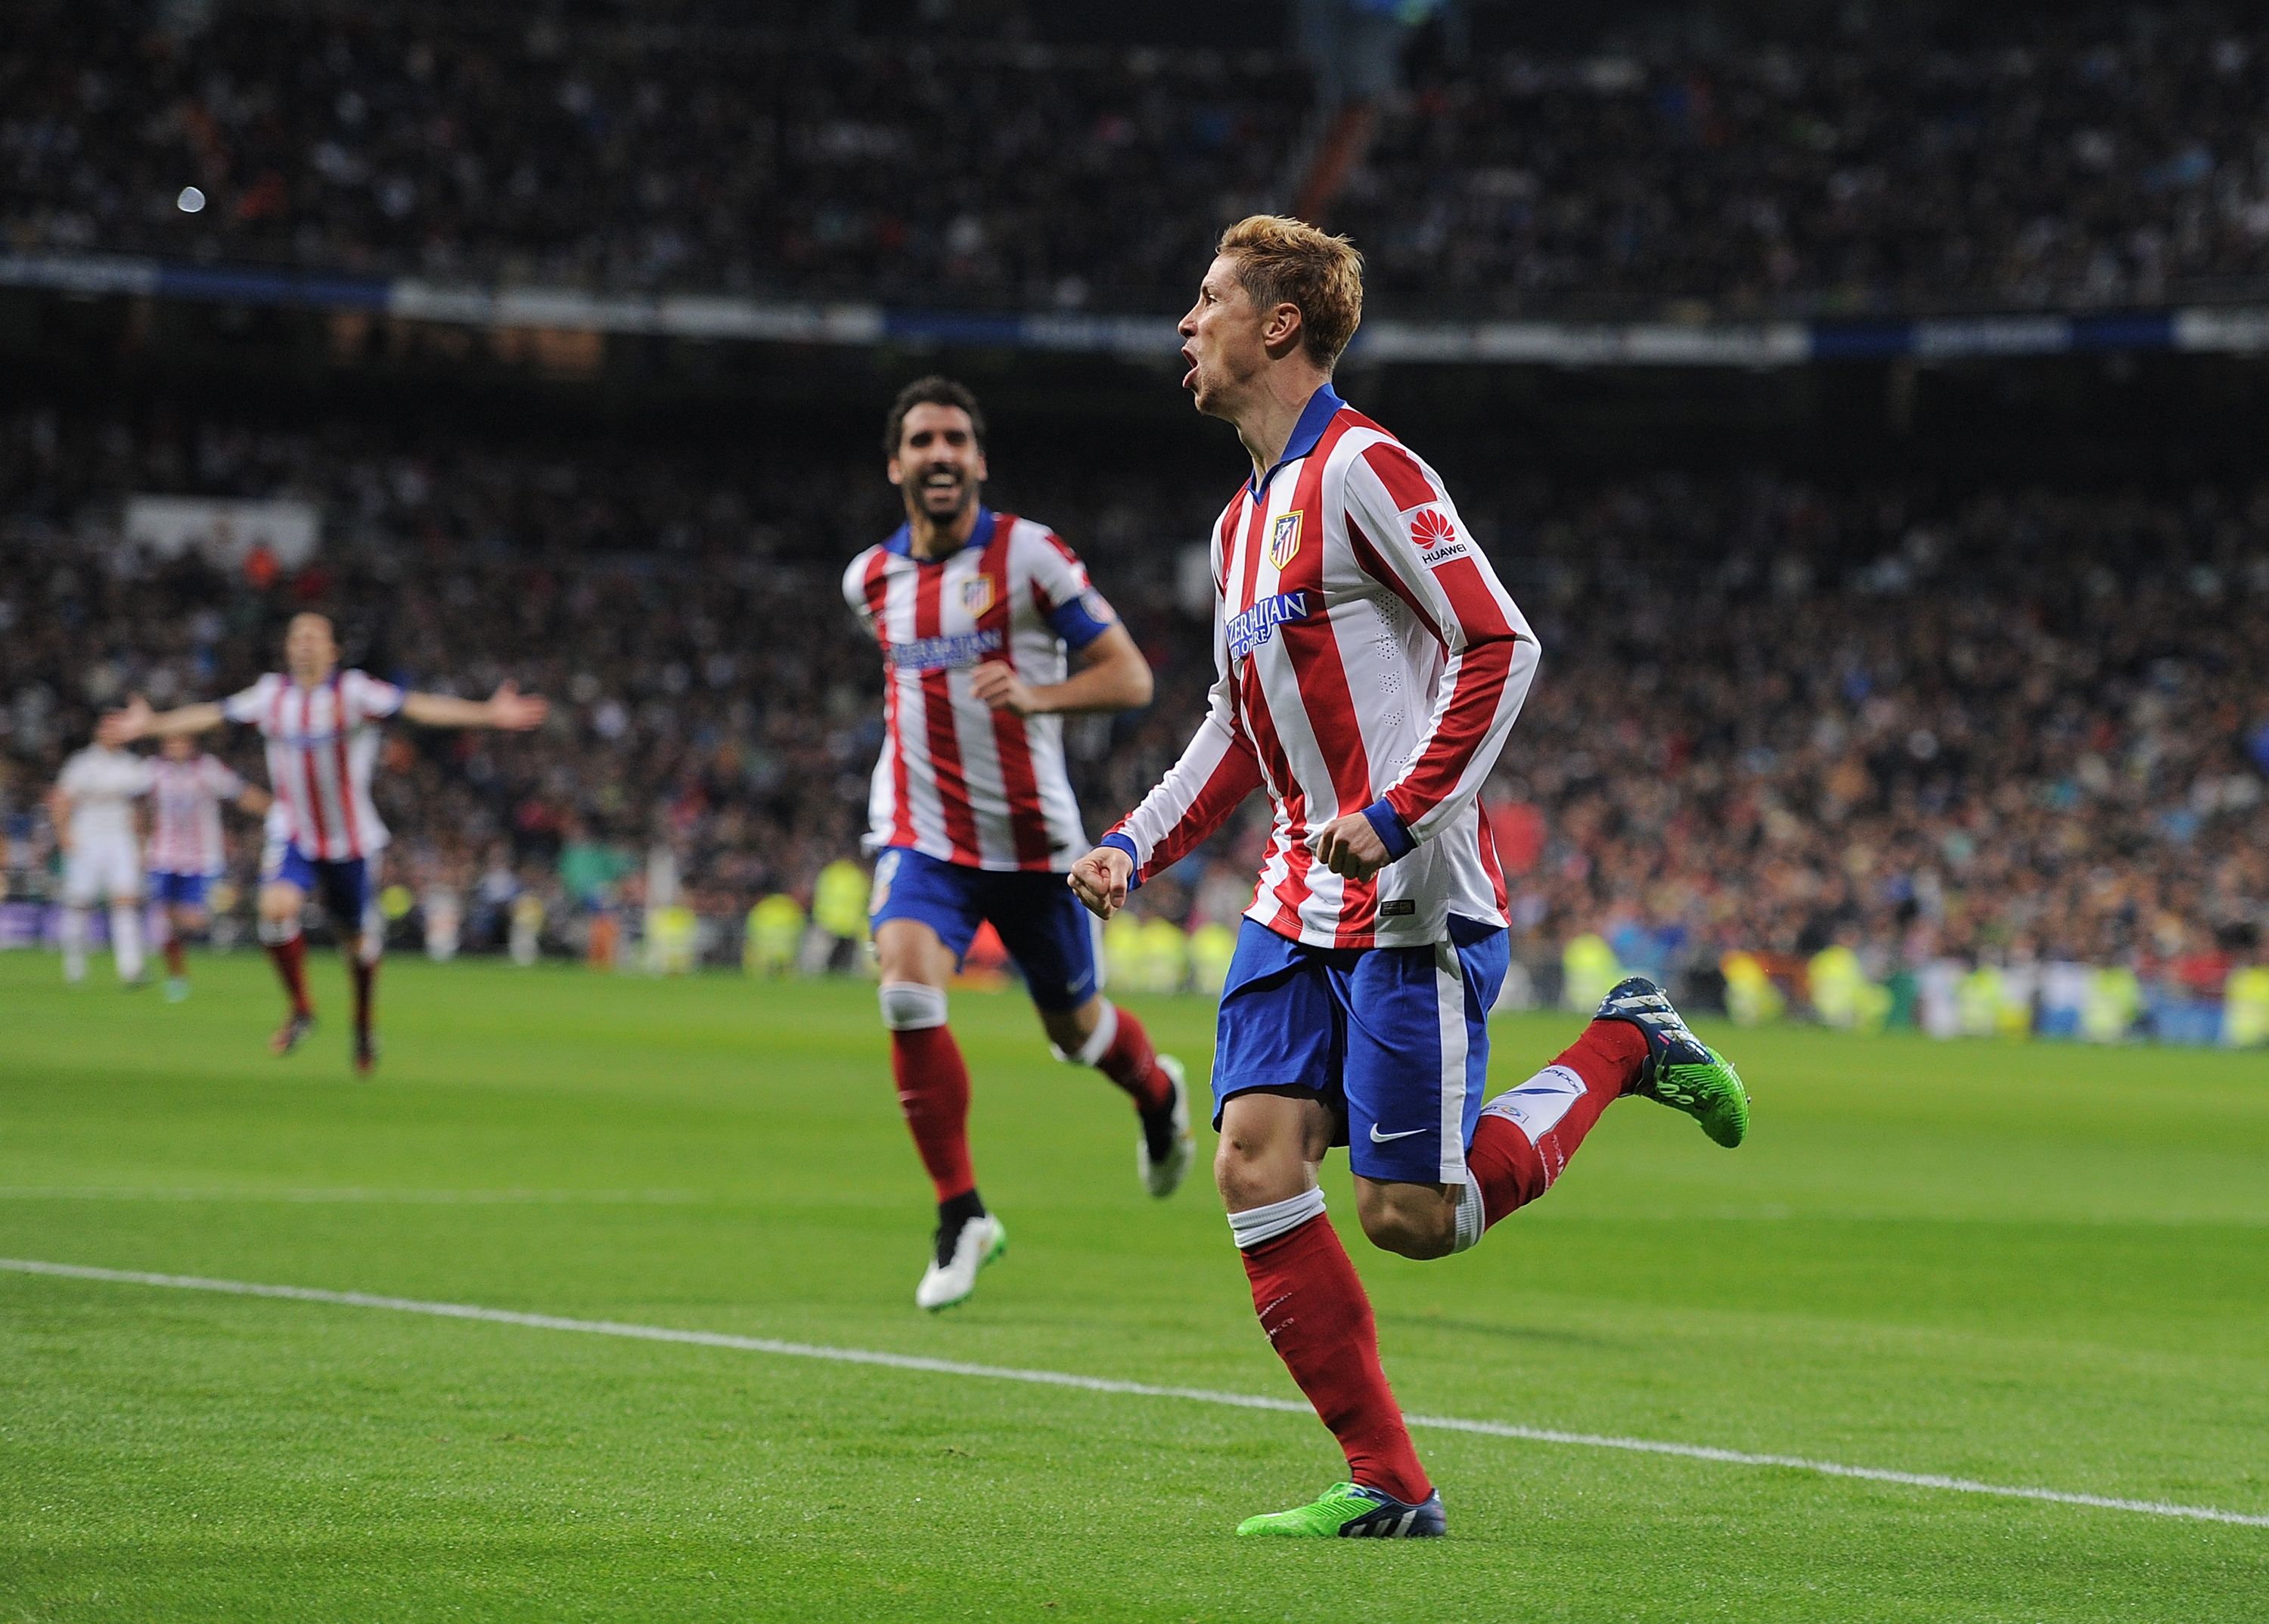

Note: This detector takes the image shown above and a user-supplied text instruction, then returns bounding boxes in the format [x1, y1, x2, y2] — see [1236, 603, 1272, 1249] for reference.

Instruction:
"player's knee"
[879, 980, 949, 1032]
[1212, 1132, 1298, 1210]
[1042, 997, 1109, 1064]
[1358, 1204, 1455, 1261]
[1356, 1187, 1457, 1260]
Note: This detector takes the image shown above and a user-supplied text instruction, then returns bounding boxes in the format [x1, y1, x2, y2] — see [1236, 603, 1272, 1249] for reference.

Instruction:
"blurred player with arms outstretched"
[146, 734, 272, 1001]
[105, 612, 546, 1071]
[1070, 219, 1750, 1538]
[48, 736, 154, 986]
[845, 377, 1193, 1312]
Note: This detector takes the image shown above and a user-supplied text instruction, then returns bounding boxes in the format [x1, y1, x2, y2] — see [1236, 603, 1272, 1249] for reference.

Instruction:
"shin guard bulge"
[1237, 1207, 1431, 1506]
[1467, 1019, 1647, 1229]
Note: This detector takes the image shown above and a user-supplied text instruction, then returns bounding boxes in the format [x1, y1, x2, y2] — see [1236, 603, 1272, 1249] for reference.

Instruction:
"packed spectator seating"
[3, 401, 2266, 1026]
[9, 3, 2269, 318]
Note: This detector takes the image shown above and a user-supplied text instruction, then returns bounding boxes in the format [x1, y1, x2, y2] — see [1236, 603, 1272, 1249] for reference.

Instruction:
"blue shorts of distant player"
[148, 871, 213, 908]
[868, 846, 1102, 1012]
[1210, 916, 1508, 1186]
[263, 840, 377, 927]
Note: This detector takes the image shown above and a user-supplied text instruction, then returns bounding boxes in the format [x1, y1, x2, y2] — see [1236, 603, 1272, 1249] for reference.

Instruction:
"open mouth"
[920, 470, 964, 501]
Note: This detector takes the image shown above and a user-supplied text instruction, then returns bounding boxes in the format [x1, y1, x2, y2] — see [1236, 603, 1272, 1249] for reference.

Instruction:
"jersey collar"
[1246, 383, 1346, 499]
[884, 505, 995, 563]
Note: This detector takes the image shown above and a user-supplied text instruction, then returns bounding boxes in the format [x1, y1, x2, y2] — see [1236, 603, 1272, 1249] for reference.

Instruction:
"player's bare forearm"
[970, 627, 1151, 717]
[237, 786, 274, 817]
[400, 682, 548, 731]
[102, 698, 223, 744]
[1068, 846, 1135, 920]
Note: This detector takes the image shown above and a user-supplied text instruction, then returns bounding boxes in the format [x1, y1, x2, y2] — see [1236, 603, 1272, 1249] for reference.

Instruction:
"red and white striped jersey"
[222, 669, 405, 861]
[147, 753, 245, 875]
[843, 508, 1117, 873]
[1107, 387, 1540, 949]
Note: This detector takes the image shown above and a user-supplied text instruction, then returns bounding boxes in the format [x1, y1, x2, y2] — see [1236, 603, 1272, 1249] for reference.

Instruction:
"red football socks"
[351, 958, 378, 1039]
[1094, 1007, 1172, 1113]
[163, 936, 187, 978]
[266, 934, 313, 1018]
[1240, 1213, 1432, 1505]
[892, 1025, 976, 1202]
[1467, 1018, 1646, 1228]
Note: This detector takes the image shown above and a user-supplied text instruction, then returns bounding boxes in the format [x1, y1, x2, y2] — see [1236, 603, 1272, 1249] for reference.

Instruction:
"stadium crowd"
[10, 4, 2269, 318]
[3, 401, 2267, 1023]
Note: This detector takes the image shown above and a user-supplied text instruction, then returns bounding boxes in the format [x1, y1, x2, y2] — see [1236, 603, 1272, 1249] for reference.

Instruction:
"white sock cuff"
[1228, 1187, 1327, 1251]
[1051, 999, 1119, 1065]
[879, 980, 949, 1032]
[257, 916, 303, 946]
[1451, 1178, 1486, 1254]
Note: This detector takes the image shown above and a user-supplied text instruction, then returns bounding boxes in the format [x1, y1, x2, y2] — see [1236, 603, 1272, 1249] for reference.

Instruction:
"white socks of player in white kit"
[61, 906, 88, 983]
[110, 903, 144, 983]
[60, 903, 143, 983]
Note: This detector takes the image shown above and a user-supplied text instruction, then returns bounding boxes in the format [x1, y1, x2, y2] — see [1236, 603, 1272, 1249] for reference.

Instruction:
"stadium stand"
[3, 403, 2264, 1034]
[9, 4, 2269, 318]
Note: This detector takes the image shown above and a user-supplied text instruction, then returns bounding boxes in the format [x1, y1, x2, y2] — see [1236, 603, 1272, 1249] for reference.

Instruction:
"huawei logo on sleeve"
[1411, 508, 1469, 566]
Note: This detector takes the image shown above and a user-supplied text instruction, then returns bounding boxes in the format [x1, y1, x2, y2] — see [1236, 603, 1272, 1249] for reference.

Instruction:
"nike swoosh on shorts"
[1369, 1125, 1426, 1142]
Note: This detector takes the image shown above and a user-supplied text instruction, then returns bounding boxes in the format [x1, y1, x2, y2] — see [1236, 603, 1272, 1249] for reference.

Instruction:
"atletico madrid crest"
[1268, 510, 1303, 570]
[961, 574, 995, 618]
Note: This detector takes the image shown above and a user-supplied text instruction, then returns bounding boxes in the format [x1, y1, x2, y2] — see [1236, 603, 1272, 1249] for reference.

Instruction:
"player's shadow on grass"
[1376, 1312, 1624, 1348]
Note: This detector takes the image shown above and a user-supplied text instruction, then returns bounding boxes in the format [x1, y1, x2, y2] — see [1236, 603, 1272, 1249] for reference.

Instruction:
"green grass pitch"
[2, 949, 2264, 1621]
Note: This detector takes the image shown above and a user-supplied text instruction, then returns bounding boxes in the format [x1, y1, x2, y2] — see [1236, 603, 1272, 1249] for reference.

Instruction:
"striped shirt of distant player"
[843, 508, 1117, 874]
[1106, 388, 1540, 950]
[147, 753, 246, 877]
[221, 670, 405, 862]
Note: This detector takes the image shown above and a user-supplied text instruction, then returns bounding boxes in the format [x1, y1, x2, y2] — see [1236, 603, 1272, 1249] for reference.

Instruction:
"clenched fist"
[1067, 844, 1135, 919]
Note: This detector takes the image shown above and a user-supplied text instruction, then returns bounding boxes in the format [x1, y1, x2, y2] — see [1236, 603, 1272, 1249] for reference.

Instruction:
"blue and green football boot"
[1594, 977, 1749, 1147]
[1235, 1481, 1446, 1539]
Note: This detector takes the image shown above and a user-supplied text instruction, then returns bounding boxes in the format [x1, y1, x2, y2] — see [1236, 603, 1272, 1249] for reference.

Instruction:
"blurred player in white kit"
[146, 734, 272, 1001]
[48, 738, 154, 986]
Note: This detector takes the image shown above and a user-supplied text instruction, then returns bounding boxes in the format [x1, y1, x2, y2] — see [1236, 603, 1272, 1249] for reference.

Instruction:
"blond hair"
[1217, 215, 1364, 369]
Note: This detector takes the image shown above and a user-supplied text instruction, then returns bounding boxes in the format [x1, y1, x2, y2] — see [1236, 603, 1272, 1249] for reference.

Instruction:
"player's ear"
[886, 454, 906, 488]
[973, 446, 988, 483]
[1264, 301, 1305, 359]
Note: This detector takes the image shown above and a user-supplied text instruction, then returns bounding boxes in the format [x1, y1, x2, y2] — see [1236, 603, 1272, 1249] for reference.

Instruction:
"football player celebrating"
[103, 613, 546, 1071]
[1070, 218, 1749, 1538]
[843, 376, 1194, 1313]
[145, 734, 272, 1001]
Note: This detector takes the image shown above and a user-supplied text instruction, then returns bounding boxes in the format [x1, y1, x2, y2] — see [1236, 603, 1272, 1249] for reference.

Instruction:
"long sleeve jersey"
[1104, 386, 1539, 949]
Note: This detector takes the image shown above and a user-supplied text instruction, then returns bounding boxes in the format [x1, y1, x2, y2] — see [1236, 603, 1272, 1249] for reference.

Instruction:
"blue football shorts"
[148, 871, 213, 908]
[263, 840, 377, 931]
[1211, 914, 1509, 1185]
[867, 846, 1103, 1013]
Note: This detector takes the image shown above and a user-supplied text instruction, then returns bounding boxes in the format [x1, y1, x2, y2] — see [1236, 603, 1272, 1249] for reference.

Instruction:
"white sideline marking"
[5, 1256, 2264, 1530]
